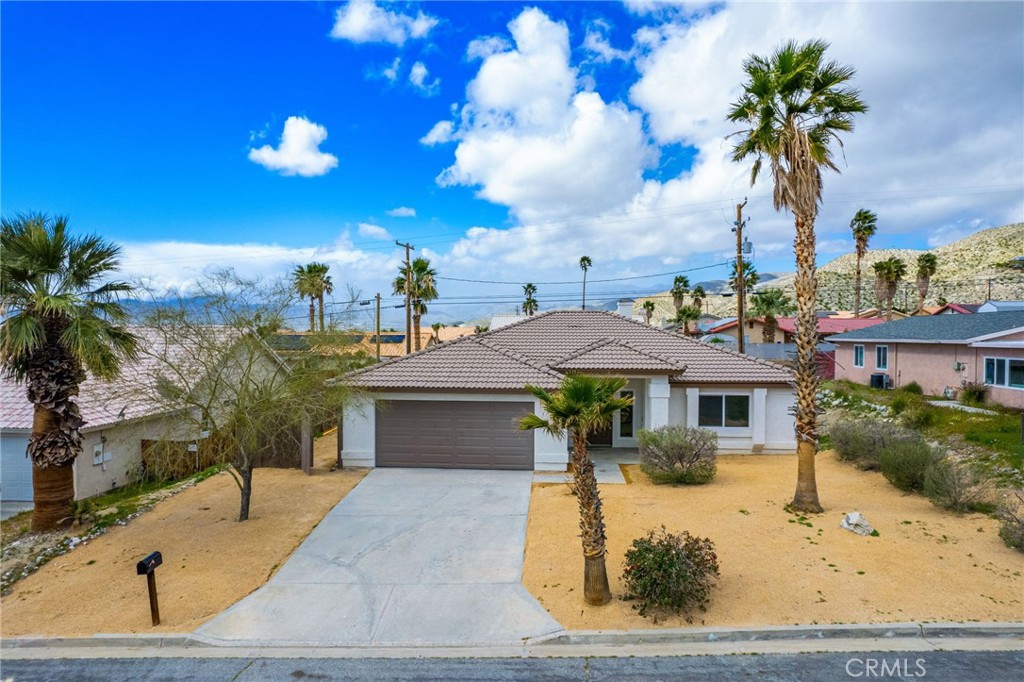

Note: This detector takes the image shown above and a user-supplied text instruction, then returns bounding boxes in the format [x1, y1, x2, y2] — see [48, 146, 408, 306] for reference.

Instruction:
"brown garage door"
[376, 400, 534, 470]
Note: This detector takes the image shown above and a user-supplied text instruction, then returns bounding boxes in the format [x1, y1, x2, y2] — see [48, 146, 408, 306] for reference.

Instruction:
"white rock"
[840, 511, 875, 537]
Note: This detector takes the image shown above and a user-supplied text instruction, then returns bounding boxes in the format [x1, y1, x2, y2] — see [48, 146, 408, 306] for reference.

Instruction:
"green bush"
[881, 439, 941, 492]
[621, 527, 720, 621]
[997, 491, 1024, 551]
[924, 456, 989, 512]
[901, 405, 938, 429]
[889, 395, 909, 415]
[638, 425, 718, 485]
[960, 382, 987, 406]
[827, 419, 918, 471]
[901, 382, 923, 395]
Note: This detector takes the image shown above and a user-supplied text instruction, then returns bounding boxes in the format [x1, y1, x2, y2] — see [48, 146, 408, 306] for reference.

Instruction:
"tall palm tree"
[579, 256, 592, 310]
[642, 300, 656, 325]
[729, 259, 759, 294]
[519, 374, 632, 606]
[849, 208, 877, 317]
[393, 257, 438, 351]
[670, 275, 690, 313]
[691, 285, 706, 313]
[728, 38, 867, 513]
[1, 214, 140, 531]
[523, 283, 538, 316]
[674, 305, 701, 335]
[305, 262, 333, 331]
[873, 257, 907, 320]
[750, 288, 796, 343]
[292, 265, 317, 332]
[915, 252, 939, 311]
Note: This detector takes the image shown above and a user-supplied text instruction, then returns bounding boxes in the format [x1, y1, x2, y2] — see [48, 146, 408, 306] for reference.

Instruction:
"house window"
[875, 345, 888, 370]
[985, 357, 1024, 390]
[619, 390, 634, 438]
[853, 345, 865, 368]
[698, 395, 750, 428]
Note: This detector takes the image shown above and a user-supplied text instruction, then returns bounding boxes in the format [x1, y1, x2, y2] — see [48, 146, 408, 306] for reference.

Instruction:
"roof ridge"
[474, 337, 565, 379]
[546, 337, 617, 366]
[612, 339, 687, 369]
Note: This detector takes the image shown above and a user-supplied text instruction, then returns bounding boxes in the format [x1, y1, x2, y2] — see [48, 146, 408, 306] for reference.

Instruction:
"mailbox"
[136, 551, 163, 575]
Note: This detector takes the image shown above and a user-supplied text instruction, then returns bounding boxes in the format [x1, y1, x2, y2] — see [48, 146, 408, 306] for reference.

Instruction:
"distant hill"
[635, 223, 1024, 322]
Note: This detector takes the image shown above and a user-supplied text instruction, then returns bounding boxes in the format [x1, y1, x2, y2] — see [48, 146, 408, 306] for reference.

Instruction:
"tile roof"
[829, 310, 1024, 343]
[709, 316, 884, 336]
[346, 310, 793, 390]
[431, 326, 477, 343]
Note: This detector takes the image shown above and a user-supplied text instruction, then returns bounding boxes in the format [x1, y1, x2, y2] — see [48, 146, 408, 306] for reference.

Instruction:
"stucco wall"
[1, 432, 32, 501]
[341, 392, 570, 471]
[666, 384, 796, 454]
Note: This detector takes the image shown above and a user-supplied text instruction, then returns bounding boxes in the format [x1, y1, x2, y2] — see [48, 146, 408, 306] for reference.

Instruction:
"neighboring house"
[978, 300, 1024, 313]
[340, 310, 797, 472]
[271, 330, 409, 361]
[427, 326, 477, 346]
[912, 303, 978, 316]
[829, 308, 911, 320]
[707, 316, 885, 344]
[830, 311, 1024, 408]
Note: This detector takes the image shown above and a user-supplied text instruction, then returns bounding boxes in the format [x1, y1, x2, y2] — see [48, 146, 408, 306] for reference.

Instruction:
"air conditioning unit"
[870, 373, 891, 390]
[953, 361, 966, 372]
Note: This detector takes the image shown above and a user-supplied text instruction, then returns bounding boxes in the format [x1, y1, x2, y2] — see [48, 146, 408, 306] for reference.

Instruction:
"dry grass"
[1, 432, 367, 636]
[523, 451, 1023, 629]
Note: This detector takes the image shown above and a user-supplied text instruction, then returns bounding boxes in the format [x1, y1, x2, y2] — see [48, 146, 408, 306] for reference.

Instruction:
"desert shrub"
[901, 382, 923, 395]
[638, 425, 718, 485]
[881, 439, 941, 492]
[901, 405, 938, 429]
[960, 382, 987, 406]
[827, 419, 919, 471]
[621, 527, 720, 621]
[889, 395, 909, 415]
[924, 456, 990, 512]
[997, 491, 1024, 551]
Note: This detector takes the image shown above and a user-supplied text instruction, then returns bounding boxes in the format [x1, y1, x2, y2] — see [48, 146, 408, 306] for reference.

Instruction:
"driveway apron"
[195, 469, 563, 647]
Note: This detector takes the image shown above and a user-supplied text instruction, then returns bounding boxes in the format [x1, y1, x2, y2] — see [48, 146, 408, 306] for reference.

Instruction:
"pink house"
[829, 311, 1024, 409]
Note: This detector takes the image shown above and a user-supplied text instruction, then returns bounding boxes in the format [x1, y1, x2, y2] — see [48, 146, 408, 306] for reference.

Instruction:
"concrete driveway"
[195, 469, 562, 647]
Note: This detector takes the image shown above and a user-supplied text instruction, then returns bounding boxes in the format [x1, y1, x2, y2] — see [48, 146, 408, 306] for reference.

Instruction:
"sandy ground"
[1, 431, 367, 636]
[523, 451, 1024, 629]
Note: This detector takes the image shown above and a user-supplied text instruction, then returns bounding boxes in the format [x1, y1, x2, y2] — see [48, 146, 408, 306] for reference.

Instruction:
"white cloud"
[381, 56, 401, 82]
[466, 35, 511, 60]
[409, 61, 440, 96]
[330, 0, 438, 46]
[247, 116, 338, 177]
[582, 20, 631, 63]
[420, 120, 453, 146]
[358, 222, 392, 240]
[386, 207, 417, 217]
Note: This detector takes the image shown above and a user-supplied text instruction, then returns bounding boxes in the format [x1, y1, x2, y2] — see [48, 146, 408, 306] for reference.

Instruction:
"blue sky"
[3, 1, 1022, 327]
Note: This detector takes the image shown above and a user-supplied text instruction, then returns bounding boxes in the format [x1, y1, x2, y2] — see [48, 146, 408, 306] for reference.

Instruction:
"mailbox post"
[136, 551, 163, 626]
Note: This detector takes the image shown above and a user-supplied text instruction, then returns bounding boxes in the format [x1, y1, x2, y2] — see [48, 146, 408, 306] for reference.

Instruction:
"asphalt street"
[2, 651, 1022, 682]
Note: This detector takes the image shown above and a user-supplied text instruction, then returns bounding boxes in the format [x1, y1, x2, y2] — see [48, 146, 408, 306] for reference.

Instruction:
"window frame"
[875, 345, 889, 371]
[984, 356, 1024, 391]
[697, 394, 751, 429]
[853, 344, 865, 368]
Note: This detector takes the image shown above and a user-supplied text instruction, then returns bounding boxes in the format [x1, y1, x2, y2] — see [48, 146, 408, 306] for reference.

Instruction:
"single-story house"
[829, 310, 1024, 408]
[339, 310, 797, 472]
[707, 316, 885, 345]
[912, 303, 978, 316]
[427, 326, 477, 345]
[978, 300, 1024, 313]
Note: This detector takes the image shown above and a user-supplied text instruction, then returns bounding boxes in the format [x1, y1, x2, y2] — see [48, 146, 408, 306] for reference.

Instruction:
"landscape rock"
[840, 512, 875, 537]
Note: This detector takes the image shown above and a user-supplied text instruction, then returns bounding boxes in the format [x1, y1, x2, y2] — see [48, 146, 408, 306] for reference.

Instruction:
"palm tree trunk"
[308, 300, 315, 332]
[413, 314, 422, 352]
[582, 272, 587, 311]
[853, 255, 862, 317]
[916, 277, 928, 312]
[318, 295, 326, 332]
[571, 437, 611, 605]
[791, 213, 823, 513]
[31, 460, 74, 531]
[28, 390, 81, 532]
[763, 316, 776, 344]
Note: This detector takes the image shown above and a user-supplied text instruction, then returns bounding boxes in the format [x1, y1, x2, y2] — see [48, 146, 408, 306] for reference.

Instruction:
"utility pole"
[375, 293, 381, 361]
[733, 199, 748, 354]
[396, 241, 415, 354]
[987, 278, 993, 301]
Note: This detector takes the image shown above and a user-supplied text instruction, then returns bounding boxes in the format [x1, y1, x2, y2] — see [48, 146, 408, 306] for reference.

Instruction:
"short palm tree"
[670, 275, 690, 313]
[849, 208, 877, 317]
[674, 305, 701, 335]
[523, 283, 538, 316]
[1, 214, 139, 531]
[873, 257, 907, 320]
[393, 257, 438, 351]
[750, 288, 796, 343]
[642, 300, 656, 325]
[915, 253, 939, 311]
[292, 265, 318, 332]
[519, 374, 632, 606]
[579, 256, 592, 310]
[728, 38, 867, 513]
[691, 285, 706, 313]
[729, 258, 759, 294]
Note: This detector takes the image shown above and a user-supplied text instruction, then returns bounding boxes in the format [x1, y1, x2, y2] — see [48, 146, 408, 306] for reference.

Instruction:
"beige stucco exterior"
[833, 340, 1024, 409]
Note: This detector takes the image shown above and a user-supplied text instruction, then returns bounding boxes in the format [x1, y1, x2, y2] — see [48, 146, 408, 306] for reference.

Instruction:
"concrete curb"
[2, 622, 1021, 651]
[532, 622, 1024, 646]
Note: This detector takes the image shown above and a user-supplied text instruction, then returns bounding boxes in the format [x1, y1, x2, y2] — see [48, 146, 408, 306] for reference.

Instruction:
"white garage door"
[1, 434, 33, 502]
